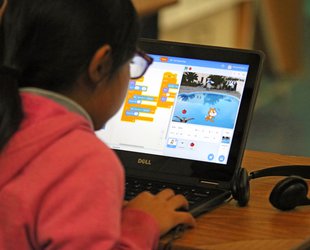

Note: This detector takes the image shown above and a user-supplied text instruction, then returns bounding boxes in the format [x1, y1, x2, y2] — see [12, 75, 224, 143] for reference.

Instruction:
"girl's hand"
[125, 189, 196, 236]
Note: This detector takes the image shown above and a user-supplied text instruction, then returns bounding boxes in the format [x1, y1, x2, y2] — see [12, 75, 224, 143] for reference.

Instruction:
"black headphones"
[231, 165, 310, 210]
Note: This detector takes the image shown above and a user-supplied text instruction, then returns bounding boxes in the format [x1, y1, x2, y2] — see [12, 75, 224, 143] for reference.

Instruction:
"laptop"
[96, 39, 264, 217]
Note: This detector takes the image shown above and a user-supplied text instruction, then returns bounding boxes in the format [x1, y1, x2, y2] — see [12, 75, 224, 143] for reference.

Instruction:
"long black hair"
[0, 0, 140, 152]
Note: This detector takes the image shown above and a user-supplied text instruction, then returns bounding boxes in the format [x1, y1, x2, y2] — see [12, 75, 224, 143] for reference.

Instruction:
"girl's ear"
[88, 44, 112, 85]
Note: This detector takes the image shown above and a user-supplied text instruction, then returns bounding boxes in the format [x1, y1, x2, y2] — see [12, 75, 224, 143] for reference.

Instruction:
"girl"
[0, 0, 195, 249]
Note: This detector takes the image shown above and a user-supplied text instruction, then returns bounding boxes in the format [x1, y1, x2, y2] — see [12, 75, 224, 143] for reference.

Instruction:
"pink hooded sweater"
[0, 92, 159, 249]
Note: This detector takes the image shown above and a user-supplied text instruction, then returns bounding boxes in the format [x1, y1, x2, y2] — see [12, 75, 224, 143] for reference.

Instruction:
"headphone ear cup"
[231, 168, 250, 207]
[269, 176, 308, 211]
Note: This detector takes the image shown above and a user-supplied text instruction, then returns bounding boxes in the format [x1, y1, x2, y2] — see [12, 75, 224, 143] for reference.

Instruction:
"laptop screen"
[96, 39, 263, 182]
[97, 52, 249, 165]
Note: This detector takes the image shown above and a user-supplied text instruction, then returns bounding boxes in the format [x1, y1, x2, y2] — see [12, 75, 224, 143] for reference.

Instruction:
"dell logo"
[137, 158, 152, 165]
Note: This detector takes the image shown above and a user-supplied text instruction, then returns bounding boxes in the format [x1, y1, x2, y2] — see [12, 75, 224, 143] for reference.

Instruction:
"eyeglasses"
[130, 50, 153, 79]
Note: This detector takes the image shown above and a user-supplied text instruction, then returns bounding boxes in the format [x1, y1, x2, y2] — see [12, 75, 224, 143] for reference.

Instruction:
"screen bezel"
[111, 38, 264, 183]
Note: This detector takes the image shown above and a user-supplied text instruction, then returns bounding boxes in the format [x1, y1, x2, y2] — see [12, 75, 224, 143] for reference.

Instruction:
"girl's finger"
[156, 188, 175, 200]
[168, 194, 189, 210]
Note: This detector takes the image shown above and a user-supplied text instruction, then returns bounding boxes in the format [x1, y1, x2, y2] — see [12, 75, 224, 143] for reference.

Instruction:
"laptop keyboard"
[125, 177, 223, 210]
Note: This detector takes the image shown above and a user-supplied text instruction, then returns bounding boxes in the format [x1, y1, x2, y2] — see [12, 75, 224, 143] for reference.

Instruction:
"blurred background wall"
[133, 0, 310, 157]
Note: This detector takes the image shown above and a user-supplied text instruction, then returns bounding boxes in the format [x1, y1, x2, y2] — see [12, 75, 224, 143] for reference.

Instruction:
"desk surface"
[160, 150, 310, 250]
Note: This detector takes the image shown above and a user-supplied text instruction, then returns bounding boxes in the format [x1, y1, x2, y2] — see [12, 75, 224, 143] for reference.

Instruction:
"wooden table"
[160, 150, 310, 250]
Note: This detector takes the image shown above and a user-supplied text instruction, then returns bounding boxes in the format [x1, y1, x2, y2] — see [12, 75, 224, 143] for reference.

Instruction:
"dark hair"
[0, 0, 140, 152]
